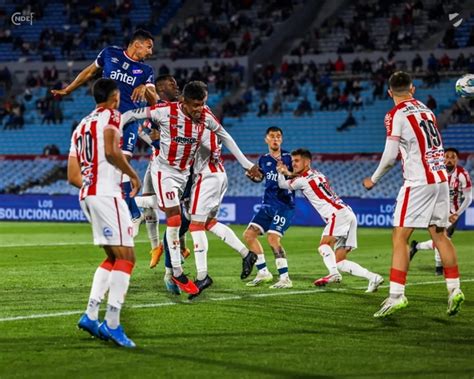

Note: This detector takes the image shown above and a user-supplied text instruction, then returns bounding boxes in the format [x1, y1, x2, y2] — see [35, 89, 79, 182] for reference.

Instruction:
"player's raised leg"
[135, 170, 162, 268]
[335, 248, 384, 292]
[429, 225, 464, 316]
[244, 225, 273, 286]
[206, 218, 257, 279]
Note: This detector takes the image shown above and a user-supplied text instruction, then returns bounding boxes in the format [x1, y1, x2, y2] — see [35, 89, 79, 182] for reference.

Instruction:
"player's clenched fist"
[362, 177, 375, 190]
[246, 164, 264, 183]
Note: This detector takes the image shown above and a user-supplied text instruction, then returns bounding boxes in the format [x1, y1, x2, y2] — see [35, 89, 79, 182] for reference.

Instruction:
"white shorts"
[393, 182, 449, 228]
[80, 196, 134, 247]
[143, 161, 154, 194]
[152, 160, 190, 209]
[322, 207, 358, 250]
[190, 172, 227, 221]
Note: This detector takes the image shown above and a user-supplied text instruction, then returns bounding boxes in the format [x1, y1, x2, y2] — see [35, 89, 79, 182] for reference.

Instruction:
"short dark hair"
[266, 126, 283, 135]
[291, 148, 312, 160]
[183, 81, 207, 101]
[129, 29, 154, 44]
[92, 78, 118, 104]
[445, 147, 460, 156]
[155, 74, 174, 84]
[388, 71, 412, 93]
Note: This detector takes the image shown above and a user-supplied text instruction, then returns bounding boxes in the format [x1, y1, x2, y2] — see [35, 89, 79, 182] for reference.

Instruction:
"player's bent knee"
[167, 214, 181, 227]
[243, 229, 257, 243]
[189, 222, 206, 232]
[267, 233, 281, 246]
[205, 218, 218, 231]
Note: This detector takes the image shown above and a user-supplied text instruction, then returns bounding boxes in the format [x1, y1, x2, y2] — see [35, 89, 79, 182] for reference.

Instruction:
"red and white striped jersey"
[194, 128, 225, 174]
[448, 165, 472, 213]
[385, 99, 447, 186]
[69, 107, 122, 200]
[137, 102, 224, 171]
[287, 169, 347, 222]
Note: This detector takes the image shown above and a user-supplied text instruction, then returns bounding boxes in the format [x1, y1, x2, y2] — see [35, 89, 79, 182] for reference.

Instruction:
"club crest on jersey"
[122, 62, 129, 70]
[132, 69, 143, 75]
[266, 162, 272, 166]
[103, 227, 113, 238]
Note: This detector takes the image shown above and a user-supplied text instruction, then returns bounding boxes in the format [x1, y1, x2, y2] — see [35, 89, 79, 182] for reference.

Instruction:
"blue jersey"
[258, 151, 295, 209]
[95, 46, 155, 113]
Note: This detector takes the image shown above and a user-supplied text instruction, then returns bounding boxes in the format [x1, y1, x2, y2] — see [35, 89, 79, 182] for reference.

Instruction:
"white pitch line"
[0, 240, 150, 248]
[0, 278, 472, 323]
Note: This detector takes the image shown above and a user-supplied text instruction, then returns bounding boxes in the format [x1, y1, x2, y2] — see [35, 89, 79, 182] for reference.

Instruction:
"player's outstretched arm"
[121, 107, 151, 125]
[51, 62, 100, 97]
[277, 173, 291, 190]
[213, 126, 255, 170]
[104, 128, 141, 196]
[363, 137, 400, 190]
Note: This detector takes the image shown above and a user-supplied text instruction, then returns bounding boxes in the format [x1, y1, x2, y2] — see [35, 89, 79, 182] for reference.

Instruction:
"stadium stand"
[0, 157, 65, 193]
[0, 0, 473, 200]
[10, 156, 474, 200]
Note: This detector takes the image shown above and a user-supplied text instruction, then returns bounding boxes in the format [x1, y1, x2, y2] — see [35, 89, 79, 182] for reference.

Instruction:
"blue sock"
[122, 181, 141, 219]
[179, 214, 190, 237]
[163, 232, 172, 270]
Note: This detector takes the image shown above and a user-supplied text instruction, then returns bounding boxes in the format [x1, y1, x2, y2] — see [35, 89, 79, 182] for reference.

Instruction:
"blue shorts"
[122, 121, 140, 155]
[249, 205, 294, 237]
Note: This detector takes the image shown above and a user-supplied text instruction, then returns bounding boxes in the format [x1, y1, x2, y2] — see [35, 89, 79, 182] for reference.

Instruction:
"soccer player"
[363, 71, 464, 318]
[122, 81, 260, 295]
[277, 149, 383, 291]
[52, 29, 157, 224]
[410, 147, 472, 274]
[187, 127, 259, 298]
[243, 126, 295, 289]
[133, 75, 181, 267]
[68, 78, 141, 348]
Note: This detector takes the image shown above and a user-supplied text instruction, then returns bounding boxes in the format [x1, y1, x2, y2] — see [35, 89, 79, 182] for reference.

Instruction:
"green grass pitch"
[0, 222, 473, 378]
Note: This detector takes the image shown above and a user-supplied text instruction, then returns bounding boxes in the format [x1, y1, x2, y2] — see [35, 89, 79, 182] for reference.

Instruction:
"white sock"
[275, 257, 289, 280]
[318, 244, 339, 275]
[135, 195, 158, 209]
[389, 282, 405, 297]
[191, 230, 208, 280]
[256, 253, 269, 274]
[144, 208, 159, 249]
[166, 226, 182, 276]
[416, 240, 433, 250]
[86, 265, 112, 320]
[105, 260, 133, 329]
[209, 222, 249, 257]
[434, 248, 442, 267]
[446, 278, 460, 293]
[337, 259, 374, 281]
